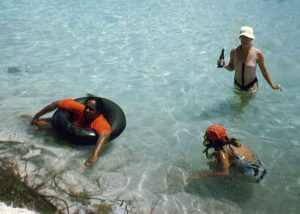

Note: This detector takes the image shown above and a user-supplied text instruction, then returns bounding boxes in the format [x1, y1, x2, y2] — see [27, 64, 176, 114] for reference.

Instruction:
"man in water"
[31, 97, 111, 167]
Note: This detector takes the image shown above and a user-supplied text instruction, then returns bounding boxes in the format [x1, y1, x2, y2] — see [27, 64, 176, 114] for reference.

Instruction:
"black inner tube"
[52, 97, 126, 145]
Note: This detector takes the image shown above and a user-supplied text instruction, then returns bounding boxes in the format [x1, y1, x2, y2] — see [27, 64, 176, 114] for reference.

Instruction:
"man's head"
[83, 97, 104, 122]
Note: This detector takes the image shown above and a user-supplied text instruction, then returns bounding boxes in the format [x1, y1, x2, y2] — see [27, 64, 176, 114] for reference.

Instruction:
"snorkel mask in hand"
[203, 139, 210, 147]
[202, 139, 215, 159]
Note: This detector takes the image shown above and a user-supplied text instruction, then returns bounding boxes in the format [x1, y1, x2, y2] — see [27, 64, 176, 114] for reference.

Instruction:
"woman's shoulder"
[227, 143, 244, 154]
[59, 98, 84, 110]
[229, 47, 238, 56]
[252, 47, 262, 54]
[231, 46, 238, 52]
[251, 47, 263, 61]
[231, 143, 256, 158]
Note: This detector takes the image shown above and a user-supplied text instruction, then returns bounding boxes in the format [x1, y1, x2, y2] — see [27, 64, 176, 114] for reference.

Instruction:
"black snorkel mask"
[202, 139, 226, 159]
[202, 139, 214, 159]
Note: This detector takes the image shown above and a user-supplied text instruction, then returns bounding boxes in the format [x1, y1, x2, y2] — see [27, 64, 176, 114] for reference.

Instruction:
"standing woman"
[219, 26, 283, 92]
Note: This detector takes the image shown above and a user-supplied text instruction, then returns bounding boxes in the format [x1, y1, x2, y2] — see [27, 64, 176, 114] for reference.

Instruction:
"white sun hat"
[239, 26, 255, 39]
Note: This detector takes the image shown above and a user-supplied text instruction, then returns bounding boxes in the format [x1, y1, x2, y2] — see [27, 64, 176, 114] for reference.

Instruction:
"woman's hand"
[217, 59, 225, 68]
[84, 133, 109, 168]
[187, 173, 208, 181]
[31, 115, 39, 127]
[271, 84, 283, 91]
[84, 156, 97, 168]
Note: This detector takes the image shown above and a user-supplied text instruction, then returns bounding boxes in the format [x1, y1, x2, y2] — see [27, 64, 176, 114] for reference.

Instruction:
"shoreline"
[0, 149, 133, 214]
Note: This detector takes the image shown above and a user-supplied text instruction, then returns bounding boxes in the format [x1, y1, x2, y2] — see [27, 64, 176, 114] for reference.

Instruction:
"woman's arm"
[188, 150, 230, 181]
[84, 132, 110, 167]
[31, 101, 60, 126]
[257, 51, 283, 90]
[224, 48, 235, 71]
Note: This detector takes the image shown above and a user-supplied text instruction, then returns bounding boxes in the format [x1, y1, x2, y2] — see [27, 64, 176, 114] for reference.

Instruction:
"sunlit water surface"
[1, 0, 300, 213]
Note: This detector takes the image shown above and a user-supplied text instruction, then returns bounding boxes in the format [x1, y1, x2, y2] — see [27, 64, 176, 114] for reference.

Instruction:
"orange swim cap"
[205, 124, 228, 144]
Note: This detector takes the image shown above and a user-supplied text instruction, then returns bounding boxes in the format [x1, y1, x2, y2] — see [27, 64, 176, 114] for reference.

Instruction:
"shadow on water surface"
[184, 175, 254, 204]
[198, 91, 256, 122]
[6, 66, 22, 73]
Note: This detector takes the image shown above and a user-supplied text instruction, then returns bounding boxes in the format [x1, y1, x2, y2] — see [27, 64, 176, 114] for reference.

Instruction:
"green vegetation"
[0, 160, 60, 214]
[97, 203, 113, 214]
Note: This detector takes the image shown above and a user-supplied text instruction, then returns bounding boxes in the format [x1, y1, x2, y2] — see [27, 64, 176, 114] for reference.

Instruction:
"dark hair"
[203, 137, 241, 159]
[85, 97, 104, 114]
[229, 138, 240, 147]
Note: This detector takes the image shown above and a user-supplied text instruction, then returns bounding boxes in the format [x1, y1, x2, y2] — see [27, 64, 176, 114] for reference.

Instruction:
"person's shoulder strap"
[224, 145, 241, 159]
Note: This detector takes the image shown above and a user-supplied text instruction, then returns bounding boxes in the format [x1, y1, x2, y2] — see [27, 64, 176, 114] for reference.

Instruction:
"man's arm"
[84, 132, 110, 167]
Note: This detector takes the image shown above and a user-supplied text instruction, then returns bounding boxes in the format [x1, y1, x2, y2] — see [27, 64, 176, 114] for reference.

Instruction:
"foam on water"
[0, 202, 37, 214]
[1, 0, 300, 213]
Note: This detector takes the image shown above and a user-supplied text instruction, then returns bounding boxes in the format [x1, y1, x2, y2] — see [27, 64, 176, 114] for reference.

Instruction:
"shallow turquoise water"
[1, 0, 300, 213]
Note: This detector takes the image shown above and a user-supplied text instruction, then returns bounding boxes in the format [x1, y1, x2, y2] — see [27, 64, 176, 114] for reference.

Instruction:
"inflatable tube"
[51, 97, 126, 145]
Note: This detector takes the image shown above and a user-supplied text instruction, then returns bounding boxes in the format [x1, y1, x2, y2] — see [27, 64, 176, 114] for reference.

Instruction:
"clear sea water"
[1, 0, 300, 213]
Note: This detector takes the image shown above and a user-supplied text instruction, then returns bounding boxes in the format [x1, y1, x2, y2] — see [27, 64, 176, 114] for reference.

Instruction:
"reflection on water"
[1, 0, 300, 213]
